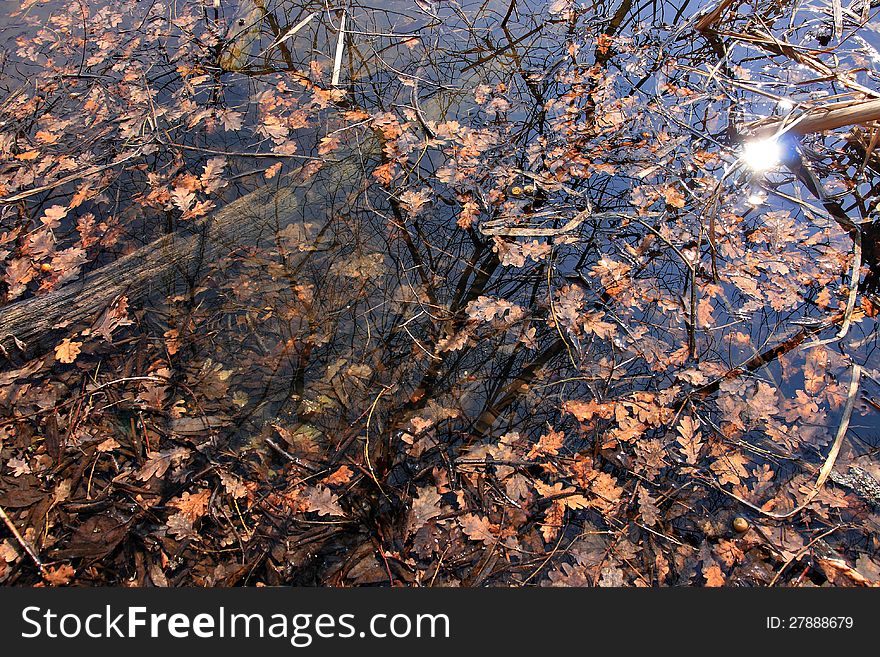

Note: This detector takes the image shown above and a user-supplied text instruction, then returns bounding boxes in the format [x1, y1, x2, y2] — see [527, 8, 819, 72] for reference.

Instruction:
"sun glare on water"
[741, 138, 782, 172]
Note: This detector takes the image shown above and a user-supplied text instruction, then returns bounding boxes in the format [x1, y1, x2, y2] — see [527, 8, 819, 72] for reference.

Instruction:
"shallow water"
[1, 0, 879, 585]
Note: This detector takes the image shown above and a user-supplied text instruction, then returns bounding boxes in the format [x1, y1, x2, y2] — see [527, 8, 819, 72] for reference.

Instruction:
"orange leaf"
[703, 562, 726, 587]
[43, 564, 75, 586]
[458, 514, 497, 544]
[169, 489, 211, 522]
[320, 466, 354, 487]
[54, 338, 82, 364]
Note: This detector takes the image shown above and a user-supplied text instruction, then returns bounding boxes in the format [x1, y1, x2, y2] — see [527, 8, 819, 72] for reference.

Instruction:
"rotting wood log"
[0, 172, 301, 362]
[744, 98, 880, 140]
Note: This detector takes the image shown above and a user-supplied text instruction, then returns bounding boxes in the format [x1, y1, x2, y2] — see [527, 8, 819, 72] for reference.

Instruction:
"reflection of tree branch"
[471, 338, 565, 436]
[675, 310, 847, 407]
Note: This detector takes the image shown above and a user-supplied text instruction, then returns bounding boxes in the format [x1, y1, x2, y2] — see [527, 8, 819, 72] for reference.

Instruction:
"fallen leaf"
[320, 466, 354, 487]
[169, 489, 211, 522]
[54, 338, 82, 364]
[458, 513, 497, 544]
[43, 564, 75, 586]
[306, 486, 345, 517]
[407, 486, 444, 535]
[703, 562, 726, 587]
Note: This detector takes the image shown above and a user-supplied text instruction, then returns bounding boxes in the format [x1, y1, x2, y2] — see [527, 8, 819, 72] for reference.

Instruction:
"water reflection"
[0, 0, 878, 586]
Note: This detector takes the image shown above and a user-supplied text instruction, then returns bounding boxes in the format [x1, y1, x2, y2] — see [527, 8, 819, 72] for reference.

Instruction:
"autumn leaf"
[817, 558, 880, 587]
[96, 437, 120, 453]
[638, 488, 661, 526]
[527, 428, 565, 459]
[676, 415, 703, 465]
[45, 246, 87, 288]
[407, 486, 444, 536]
[5, 257, 36, 299]
[662, 184, 686, 208]
[306, 486, 345, 517]
[169, 489, 211, 522]
[7, 457, 31, 477]
[171, 187, 196, 213]
[35, 130, 60, 144]
[564, 399, 615, 422]
[137, 447, 190, 481]
[399, 188, 432, 216]
[219, 109, 244, 131]
[54, 338, 82, 364]
[43, 564, 76, 586]
[581, 311, 616, 339]
[164, 328, 180, 355]
[264, 162, 283, 179]
[371, 162, 395, 186]
[589, 472, 623, 513]
[40, 204, 68, 228]
[199, 157, 227, 194]
[703, 562, 726, 587]
[591, 256, 631, 297]
[219, 471, 248, 499]
[317, 135, 341, 156]
[166, 513, 197, 540]
[458, 514, 497, 544]
[709, 449, 750, 487]
[541, 502, 564, 543]
[87, 295, 133, 343]
[466, 296, 524, 324]
[0, 540, 18, 564]
[714, 539, 745, 568]
[320, 466, 354, 487]
[258, 114, 289, 142]
[457, 197, 480, 229]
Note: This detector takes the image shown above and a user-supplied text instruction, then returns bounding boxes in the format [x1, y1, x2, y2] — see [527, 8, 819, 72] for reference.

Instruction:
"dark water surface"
[0, 0, 879, 585]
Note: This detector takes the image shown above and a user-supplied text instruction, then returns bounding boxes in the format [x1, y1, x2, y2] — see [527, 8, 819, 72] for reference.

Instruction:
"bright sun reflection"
[747, 192, 767, 206]
[741, 138, 781, 171]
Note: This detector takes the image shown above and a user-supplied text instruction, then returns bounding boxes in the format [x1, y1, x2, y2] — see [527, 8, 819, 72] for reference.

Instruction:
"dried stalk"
[695, 0, 737, 32]
[746, 98, 880, 139]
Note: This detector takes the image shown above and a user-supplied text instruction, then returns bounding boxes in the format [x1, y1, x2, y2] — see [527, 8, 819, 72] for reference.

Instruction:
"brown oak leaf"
[306, 486, 345, 517]
[54, 338, 82, 364]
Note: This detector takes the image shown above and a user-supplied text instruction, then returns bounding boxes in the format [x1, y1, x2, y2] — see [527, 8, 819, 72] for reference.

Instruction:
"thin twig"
[0, 504, 46, 578]
[768, 525, 841, 587]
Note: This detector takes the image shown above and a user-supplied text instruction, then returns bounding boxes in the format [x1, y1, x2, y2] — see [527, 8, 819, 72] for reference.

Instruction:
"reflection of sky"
[0, 0, 878, 445]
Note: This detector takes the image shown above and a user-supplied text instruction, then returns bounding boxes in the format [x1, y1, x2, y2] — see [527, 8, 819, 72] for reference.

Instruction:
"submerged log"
[219, 0, 268, 72]
[0, 173, 300, 361]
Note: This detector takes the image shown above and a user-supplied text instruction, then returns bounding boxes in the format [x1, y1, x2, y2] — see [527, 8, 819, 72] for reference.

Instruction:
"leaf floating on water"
[333, 253, 386, 279]
[306, 486, 345, 517]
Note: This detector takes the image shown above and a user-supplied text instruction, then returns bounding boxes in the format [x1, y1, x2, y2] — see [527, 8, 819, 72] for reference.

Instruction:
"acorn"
[732, 516, 750, 533]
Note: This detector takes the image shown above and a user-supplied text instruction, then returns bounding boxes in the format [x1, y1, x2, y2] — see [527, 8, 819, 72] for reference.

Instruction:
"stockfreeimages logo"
[21, 606, 451, 647]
